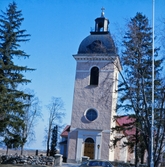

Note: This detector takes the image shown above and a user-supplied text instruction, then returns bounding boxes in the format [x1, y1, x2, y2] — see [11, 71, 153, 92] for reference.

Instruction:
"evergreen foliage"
[0, 2, 34, 151]
[111, 13, 165, 167]
[50, 125, 58, 156]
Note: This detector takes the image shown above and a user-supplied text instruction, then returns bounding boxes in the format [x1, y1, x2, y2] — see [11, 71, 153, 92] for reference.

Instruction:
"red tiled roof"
[116, 116, 136, 136]
[116, 116, 135, 126]
[60, 116, 136, 137]
[60, 125, 70, 137]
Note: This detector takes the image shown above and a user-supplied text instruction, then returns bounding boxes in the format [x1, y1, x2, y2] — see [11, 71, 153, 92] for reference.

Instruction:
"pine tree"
[50, 125, 58, 156]
[0, 2, 34, 150]
[111, 13, 165, 167]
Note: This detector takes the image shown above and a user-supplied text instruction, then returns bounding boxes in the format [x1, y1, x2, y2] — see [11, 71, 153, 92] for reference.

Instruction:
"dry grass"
[0, 149, 46, 156]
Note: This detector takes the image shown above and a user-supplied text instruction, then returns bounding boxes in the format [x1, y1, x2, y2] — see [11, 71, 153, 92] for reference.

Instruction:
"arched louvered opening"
[90, 67, 99, 85]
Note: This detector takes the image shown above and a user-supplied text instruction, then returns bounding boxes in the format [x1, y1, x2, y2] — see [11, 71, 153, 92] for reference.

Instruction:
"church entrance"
[84, 138, 95, 159]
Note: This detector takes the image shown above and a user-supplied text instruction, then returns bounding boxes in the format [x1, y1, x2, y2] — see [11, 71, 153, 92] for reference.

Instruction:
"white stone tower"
[67, 9, 121, 163]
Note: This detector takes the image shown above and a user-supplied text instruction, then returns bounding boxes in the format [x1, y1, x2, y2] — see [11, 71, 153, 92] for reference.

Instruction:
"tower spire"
[101, 7, 105, 17]
[91, 7, 109, 34]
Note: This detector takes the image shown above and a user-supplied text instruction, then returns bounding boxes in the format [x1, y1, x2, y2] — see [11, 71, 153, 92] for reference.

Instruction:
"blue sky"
[1, 0, 165, 150]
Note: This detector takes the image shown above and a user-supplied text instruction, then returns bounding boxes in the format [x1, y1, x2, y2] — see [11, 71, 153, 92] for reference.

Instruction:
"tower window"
[98, 23, 104, 32]
[90, 67, 99, 85]
[85, 109, 98, 122]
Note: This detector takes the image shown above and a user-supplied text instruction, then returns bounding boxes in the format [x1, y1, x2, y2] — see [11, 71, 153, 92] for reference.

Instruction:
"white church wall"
[67, 130, 78, 163]
[101, 131, 113, 161]
[76, 131, 84, 162]
[71, 59, 117, 131]
[77, 129, 102, 160]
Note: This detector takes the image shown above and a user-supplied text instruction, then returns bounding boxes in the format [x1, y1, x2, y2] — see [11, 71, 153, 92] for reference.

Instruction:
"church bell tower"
[67, 9, 121, 163]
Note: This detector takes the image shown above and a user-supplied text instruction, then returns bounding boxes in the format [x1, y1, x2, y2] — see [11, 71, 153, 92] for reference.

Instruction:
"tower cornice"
[73, 54, 122, 71]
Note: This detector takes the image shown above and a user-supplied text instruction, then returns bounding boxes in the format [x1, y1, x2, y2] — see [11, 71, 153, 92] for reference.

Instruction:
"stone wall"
[0, 154, 55, 165]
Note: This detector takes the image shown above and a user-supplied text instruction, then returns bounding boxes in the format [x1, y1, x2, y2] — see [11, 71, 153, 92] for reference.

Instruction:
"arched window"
[90, 67, 99, 85]
[85, 138, 94, 143]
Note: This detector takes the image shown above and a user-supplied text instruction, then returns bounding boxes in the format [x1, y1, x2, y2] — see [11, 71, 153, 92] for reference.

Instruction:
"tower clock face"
[85, 109, 98, 122]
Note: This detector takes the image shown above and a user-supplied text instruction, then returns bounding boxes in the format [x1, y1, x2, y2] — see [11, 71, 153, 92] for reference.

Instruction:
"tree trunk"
[140, 146, 145, 164]
[135, 123, 139, 167]
[21, 145, 24, 155]
[46, 137, 50, 156]
[6, 146, 8, 155]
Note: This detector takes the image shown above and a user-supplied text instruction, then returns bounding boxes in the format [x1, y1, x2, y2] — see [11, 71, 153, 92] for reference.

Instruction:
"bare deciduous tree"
[45, 97, 65, 156]
[20, 89, 42, 155]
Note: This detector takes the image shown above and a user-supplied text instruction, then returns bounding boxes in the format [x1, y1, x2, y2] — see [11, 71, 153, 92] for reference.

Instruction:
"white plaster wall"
[67, 128, 103, 162]
[101, 131, 110, 160]
[67, 130, 78, 163]
[68, 54, 121, 162]
[77, 129, 102, 160]
[71, 59, 116, 131]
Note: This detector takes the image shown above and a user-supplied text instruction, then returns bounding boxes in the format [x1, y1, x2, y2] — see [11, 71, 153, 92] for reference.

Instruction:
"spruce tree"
[0, 2, 34, 150]
[111, 13, 165, 167]
[50, 125, 58, 156]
